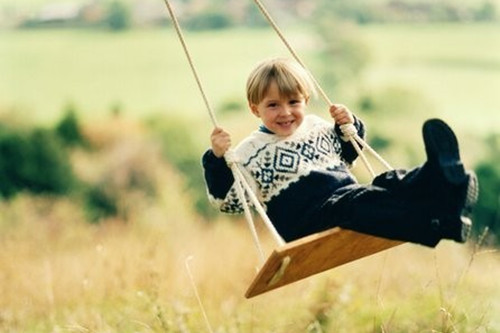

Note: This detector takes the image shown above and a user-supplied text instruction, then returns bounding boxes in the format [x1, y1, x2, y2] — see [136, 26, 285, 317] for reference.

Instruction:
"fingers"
[329, 104, 354, 125]
[211, 127, 232, 158]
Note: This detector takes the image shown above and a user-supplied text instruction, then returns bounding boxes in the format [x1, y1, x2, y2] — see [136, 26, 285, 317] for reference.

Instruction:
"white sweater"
[202, 114, 365, 240]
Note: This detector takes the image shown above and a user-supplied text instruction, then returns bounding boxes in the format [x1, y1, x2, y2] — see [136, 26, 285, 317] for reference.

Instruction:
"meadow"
[0, 28, 285, 125]
[2, 23, 500, 132]
[1, 165, 500, 331]
[1, 120, 499, 332]
[1, 22, 500, 332]
[358, 23, 500, 133]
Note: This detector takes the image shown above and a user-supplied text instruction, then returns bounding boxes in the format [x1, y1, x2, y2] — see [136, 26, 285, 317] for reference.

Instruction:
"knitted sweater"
[202, 114, 365, 241]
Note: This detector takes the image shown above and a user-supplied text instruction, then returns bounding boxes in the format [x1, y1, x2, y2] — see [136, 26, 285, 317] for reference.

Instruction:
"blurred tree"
[311, 0, 498, 23]
[55, 104, 86, 147]
[473, 134, 500, 245]
[312, 1, 371, 88]
[474, 1, 497, 21]
[218, 96, 245, 115]
[22, 129, 75, 194]
[185, 10, 233, 30]
[146, 116, 215, 218]
[0, 126, 75, 198]
[242, 3, 268, 27]
[106, 1, 131, 31]
[0, 126, 28, 198]
[84, 184, 119, 223]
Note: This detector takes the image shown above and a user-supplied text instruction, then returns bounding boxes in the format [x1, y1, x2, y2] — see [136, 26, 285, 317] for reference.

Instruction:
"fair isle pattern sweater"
[202, 114, 365, 241]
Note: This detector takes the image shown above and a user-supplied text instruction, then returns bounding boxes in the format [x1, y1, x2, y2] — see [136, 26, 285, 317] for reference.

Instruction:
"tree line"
[10, 0, 499, 32]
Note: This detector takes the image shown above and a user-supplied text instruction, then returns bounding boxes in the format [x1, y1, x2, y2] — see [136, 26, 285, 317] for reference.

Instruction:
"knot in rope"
[339, 123, 358, 142]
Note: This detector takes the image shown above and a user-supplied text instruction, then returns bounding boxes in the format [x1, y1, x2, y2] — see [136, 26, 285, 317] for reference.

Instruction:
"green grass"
[2, 23, 499, 134]
[359, 23, 500, 132]
[0, 28, 287, 124]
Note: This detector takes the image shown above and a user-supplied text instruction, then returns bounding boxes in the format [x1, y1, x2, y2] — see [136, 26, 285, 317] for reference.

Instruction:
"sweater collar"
[258, 124, 275, 134]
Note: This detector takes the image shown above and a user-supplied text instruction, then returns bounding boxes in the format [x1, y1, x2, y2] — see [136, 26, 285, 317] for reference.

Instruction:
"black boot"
[422, 118, 466, 184]
[429, 172, 478, 242]
[422, 119, 479, 242]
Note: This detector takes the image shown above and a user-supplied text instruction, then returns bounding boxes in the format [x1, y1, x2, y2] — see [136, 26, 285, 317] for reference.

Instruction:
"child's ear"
[249, 103, 260, 117]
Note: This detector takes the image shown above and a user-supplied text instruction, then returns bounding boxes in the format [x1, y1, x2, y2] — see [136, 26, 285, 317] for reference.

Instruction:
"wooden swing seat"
[245, 227, 403, 298]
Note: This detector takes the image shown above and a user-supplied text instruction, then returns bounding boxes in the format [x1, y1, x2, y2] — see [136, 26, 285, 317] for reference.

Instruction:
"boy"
[202, 57, 478, 247]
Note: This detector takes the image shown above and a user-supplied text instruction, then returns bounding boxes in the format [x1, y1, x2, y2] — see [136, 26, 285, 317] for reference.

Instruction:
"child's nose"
[280, 106, 292, 116]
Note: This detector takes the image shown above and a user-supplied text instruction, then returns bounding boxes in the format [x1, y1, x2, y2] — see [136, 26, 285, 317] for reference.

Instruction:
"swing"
[162, 0, 404, 298]
[246, 228, 402, 298]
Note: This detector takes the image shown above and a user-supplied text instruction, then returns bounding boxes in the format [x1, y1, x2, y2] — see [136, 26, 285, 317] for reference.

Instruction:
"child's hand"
[211, 127, 232, 158]
[329, 104, 354, 125]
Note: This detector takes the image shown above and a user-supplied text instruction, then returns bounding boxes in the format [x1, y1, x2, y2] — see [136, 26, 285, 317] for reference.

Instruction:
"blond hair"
[246, 58, 316, 105]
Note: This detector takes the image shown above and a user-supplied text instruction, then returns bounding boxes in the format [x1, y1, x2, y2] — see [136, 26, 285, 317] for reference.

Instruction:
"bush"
[81, 134, 161, 223]
[0, 127, 28, 198]
[23, 129, 75, 194]
[55, 105, 86, 147]
[473, 134, 500, 245]
[146, 116, 215, 218]
[474, 1, 497, 21]
[313, 0, 498, 23]
[185, 11, 233, 30]
[0, 125, 75, 198]
[242, 5, 269, 27]
[312, 15, 370, 88]
[84, 184, 119, 223]
[218, 96, 245, 115]
[105, 1, 131, 31]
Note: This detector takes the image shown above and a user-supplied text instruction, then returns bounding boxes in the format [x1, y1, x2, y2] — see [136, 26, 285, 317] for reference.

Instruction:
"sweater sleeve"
[334, 115, 366, 165]
[202, 149, 234, 199]
[201, 149, 246, 214]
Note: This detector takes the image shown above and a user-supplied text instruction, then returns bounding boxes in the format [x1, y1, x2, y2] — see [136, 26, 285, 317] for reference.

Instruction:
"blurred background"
[1, 0, 500, 331]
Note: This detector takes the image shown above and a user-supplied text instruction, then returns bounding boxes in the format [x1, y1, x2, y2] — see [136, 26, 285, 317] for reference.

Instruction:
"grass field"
[1, 23, 499, 133]
[0, 28, 286, 124]
[359, 23, 500, 133]
[1, 178, 500, 332]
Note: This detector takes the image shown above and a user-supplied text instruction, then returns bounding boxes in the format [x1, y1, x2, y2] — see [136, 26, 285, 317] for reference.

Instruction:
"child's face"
[250, 81, 307, 137]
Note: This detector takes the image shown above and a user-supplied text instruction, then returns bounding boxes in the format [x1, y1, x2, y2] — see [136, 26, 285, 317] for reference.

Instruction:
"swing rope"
[251, 0, 393, 175]
[162, 0, 285, 265]
[162, 0, 218, 128]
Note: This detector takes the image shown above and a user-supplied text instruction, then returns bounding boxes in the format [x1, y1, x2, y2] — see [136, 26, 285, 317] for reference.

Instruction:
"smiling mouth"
[278, 120, 294, 126]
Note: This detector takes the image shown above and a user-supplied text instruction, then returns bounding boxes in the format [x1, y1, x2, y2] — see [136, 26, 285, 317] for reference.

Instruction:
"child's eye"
[267, 103, 277, 108]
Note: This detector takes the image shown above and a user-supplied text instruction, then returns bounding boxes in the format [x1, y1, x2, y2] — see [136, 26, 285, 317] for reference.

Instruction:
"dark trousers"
[298, 163, 448, 247]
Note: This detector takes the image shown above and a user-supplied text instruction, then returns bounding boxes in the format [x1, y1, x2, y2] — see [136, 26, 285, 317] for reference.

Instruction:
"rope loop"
[339, 123, 358, 142]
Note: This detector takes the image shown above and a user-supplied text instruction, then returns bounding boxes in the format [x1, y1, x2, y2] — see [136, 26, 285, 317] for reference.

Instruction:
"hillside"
[0, 113, 499, 331]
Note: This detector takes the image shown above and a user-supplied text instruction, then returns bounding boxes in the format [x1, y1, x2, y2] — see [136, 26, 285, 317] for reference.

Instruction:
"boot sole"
[457, 172, 479, 242]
